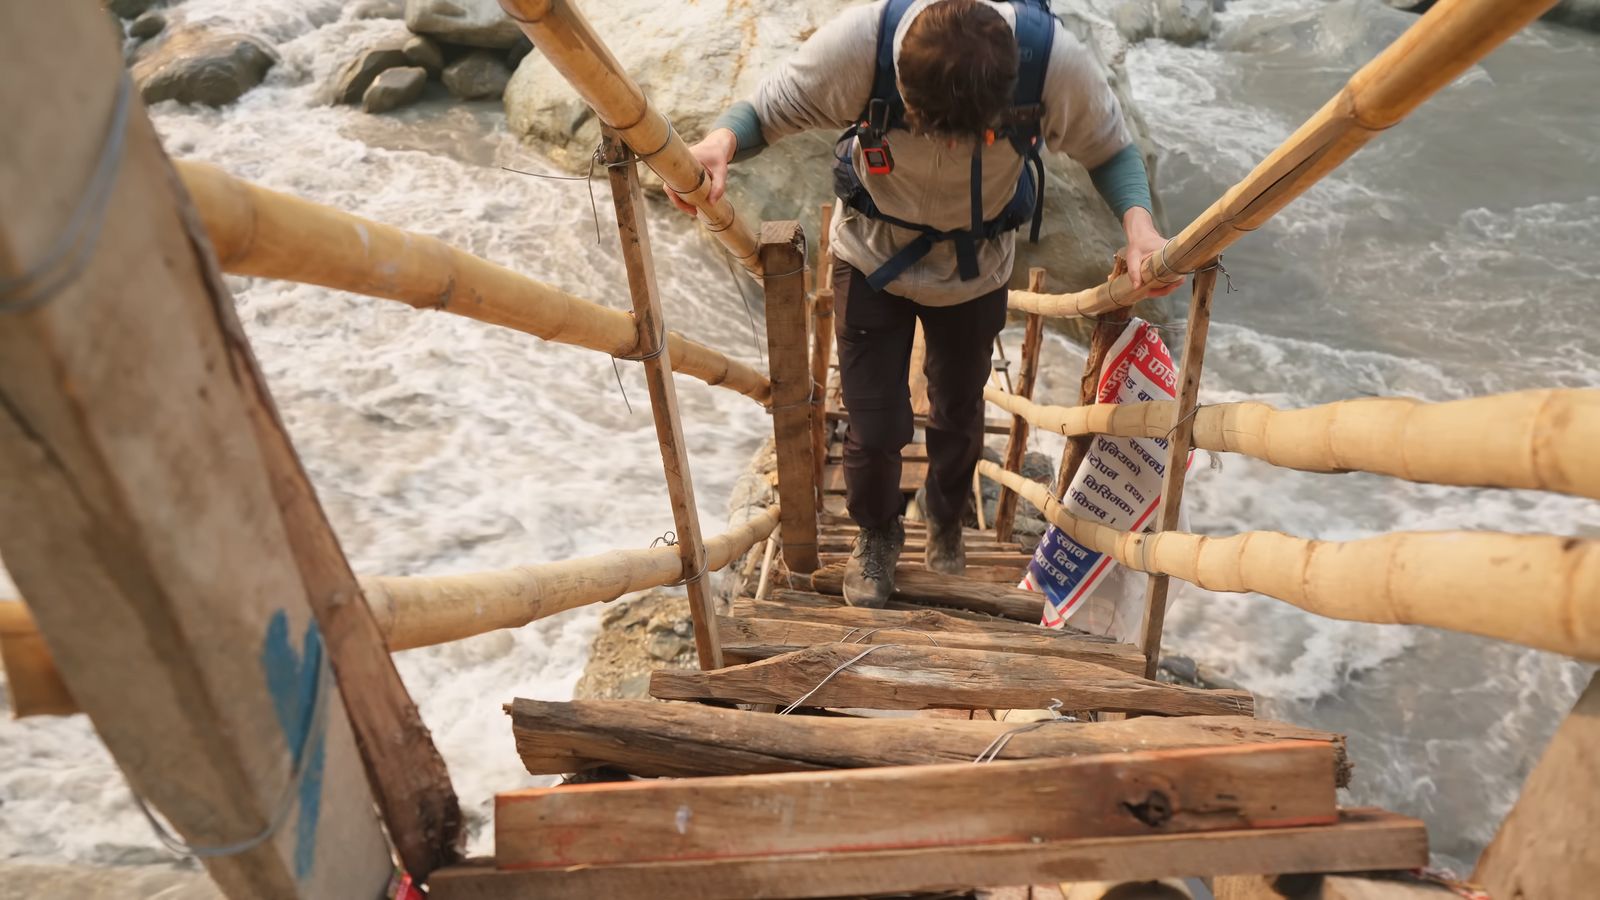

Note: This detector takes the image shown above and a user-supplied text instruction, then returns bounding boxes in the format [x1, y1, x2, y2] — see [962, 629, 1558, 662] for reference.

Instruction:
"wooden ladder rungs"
[807, 562, 1044, 621]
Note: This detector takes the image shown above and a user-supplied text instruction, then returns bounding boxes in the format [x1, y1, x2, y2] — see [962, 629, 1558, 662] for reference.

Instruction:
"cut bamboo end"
[0, 601, 76, 717]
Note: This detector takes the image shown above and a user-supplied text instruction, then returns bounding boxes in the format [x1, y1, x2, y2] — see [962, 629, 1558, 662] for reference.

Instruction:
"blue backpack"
[833, 0, 1057, 291]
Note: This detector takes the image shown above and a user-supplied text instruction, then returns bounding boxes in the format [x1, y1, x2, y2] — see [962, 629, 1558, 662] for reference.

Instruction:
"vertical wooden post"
[1473, 671, 1600, 899]
[810, 203, 837, 505]
[0, 3, 461, 892]
[993, 267, 1047, 543]
[1136, 265, 1218, 679]
[601, 129, 723, 670]
[761, 221, 821, 573]
[1050, 310, 1133, 498]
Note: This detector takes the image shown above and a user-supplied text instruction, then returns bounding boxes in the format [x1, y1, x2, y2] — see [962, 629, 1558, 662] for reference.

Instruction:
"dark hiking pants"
[832, 261, 1009, 530]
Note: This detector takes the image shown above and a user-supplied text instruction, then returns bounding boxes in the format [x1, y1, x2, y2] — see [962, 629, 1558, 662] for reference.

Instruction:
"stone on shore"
[404, 0, 523, 49]
[442, 50, 512, 100]
[325, 43, 410, 105]
[363, 66, 429, 113]
[129, 11, 166, 40]
[108, 0, 157, 20]
[402, 34, 445, 75]
[131, 29, 278, 107]
[351, 0, 406, 19]
[1103, 0, 1213, 46]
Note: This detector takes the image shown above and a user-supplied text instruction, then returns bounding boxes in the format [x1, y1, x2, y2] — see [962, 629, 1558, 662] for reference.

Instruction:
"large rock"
[363, 65, 429, 113]
[129, 10, 166, 40]
[108, 0, 157, 20]
[131, 29, 278, 107]
[325, 44, 410, 105]
[504, 0, 1166, 303]
[404, 0, 522, 49]
[1548, 0, 1600, 30]
[442, 50, 512, 100]
[403, 34, 445, 75]
[1102, 0, 1213, 46]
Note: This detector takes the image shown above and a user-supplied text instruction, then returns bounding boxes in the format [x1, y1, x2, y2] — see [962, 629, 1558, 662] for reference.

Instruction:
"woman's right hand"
[666, 128, 738, 216]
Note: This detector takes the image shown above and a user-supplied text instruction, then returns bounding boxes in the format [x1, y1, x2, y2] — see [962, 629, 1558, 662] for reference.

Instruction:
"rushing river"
[2, 0, 1597, 876]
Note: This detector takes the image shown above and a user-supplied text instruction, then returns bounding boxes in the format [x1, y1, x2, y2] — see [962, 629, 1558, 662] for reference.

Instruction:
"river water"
[1, 0, 1596, 877]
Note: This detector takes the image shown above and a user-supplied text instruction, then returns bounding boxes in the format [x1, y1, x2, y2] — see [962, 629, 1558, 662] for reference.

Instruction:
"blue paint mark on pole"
[260, 609, 327, 882]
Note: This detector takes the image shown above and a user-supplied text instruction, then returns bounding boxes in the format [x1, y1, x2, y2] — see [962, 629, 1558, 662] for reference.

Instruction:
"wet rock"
[108, 0, 157, 20]
[575, 591, 697, 701]
[325, 44, 409, 105]
[363, 65, 428, 113]
[352, 0, 407, 19]
[1547, 0, 1600, 31]
[129, 10, 166, 40]
[132, 30, 278, 108]
[507, 33, 534, 68]
[403, 34, 445, 75]
[405, 0, 522, 49]
[1103, 0, 1213, 46]
[442, 49, 511, 100]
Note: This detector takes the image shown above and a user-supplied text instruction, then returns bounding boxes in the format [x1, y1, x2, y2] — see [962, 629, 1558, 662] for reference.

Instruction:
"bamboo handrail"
[984, 387, 1600, 502]
[497, 0, 761, 273]
[365, 505, 781, 651]
[1007, 0, 1562, 318]
[977, 461, 1600, 661]
[176, 162, 772, 405]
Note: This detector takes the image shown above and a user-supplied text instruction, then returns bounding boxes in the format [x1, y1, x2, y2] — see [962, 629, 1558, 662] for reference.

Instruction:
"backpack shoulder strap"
[867, 0, 919, 125]
[1008, 0, 1055, 130]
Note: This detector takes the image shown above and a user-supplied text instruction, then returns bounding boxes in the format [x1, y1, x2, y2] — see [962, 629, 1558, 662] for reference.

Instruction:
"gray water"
[1, 0, 1596, 878]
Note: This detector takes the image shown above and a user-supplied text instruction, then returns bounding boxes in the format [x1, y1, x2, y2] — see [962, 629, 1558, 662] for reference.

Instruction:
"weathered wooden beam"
[995, 267, 1049, 543]
[1473, 671, 1599, 899]
[717, 615, 1145, 673]
[0, 6, 424, 890]
[1214, 873, 1463, 899]
[649, 643, 1253, 716]
[507, 699, 1349, 782]
[496, 741, 1337, 869]
[1053, 310, 1131, 497]
[811, 202, 836, 504]
[736, 595, 1115, 640]
[810, 563, 1044, 621]
[1139, 264, 1217, 679]
[601, 128, 721, 670]
[431, 810, 1426, 900]
[762, 221, 820, 573]
[0, 600, 74, 717]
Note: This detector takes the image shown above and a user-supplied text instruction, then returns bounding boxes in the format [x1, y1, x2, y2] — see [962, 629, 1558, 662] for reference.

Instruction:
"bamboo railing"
[978, 461, 1600, 661]
[1007, 0, 1562, 318]
[983, 387, 1600, 502]
[178, 162, 771, 405]
[497, 0, 762, 273]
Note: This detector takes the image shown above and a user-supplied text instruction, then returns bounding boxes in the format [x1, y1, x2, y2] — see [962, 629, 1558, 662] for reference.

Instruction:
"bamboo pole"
[811, 202, 837, 504]
[365, 506, 780, 652]
[977, 461, 1600, 661]
[497, 0, 761, 273]
[994, 268, 1048, 542]
[983, 389, 1600, 503]
[0, 600, 74, 717]
[176, 161, 772, 405]
[1007, 0, 1562, 319]
[1138, 266, 1217, 679]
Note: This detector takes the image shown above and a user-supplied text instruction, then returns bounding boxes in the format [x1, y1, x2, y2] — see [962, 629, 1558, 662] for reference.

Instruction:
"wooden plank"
[602, 129, 721, 670]
[508, 699, 1349, 781]
[649, 643, 1254, 716]
[996, 268, 1048, 543]
[738, 595, 1114, 640]
[819, 550, 1033, 567]
[824, 459, 927, 493]
[1214, 873, 1462, 899]
[717, 615, 1146, 673]
[762, 221, 820, 573]
[828, 407, 1015, 435]
[810, 563, 1044, 621]
[816, 537, 1023, 553]
[828, 443, 929, 463]
[1473, 670, 1600, 899]
[1139, 265, 1217, 679]
[495, 741, 1337, 869]
[0, 600, 74, 717]
[810, 202, 835, 505]
[0, 9, 404, 892]
[432, 810, 1426, 900]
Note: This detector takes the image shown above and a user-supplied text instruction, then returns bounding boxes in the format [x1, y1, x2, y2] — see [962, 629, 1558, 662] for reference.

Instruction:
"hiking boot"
[843, 519, 904, 609]
[925, 514, 966, 576]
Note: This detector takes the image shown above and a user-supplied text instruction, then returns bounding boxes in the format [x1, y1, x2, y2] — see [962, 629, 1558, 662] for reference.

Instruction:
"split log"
[983, 389, 1600, 503]
[762, 222, 820, 572]
[810, 563, 1044, 621]
[177, 162, 771, 405]
[507, 698, 1349, 783]
[0, 601, 74, 717]
[978, 460, 1600, 660]
[430, 810, 1426, 900]
[1007, 0, 1561, 319]
[735, 596, 1115, 640]
[1215, 873, 1463, 899]
[717, 615, 1146, 673]
[495, 741, 1337, 869]
[994, 267, 1048, 543]
[497, 0, 760, 271]
[810, 202, 836, 500]
[649, 643, 1254, 716]
[365, 505, 779, 650]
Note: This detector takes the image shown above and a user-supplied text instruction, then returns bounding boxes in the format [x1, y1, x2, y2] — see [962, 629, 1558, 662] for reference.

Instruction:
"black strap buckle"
[861, 98, 894, 175]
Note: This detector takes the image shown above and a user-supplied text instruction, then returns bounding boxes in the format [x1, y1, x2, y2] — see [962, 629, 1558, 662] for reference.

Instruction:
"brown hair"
[897, 0, 1018, 137]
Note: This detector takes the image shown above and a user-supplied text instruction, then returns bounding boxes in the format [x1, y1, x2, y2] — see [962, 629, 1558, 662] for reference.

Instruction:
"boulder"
[351, 0, 407, 19]
[325, 44, 410, 105]
[363, 66, 429, 113]
[1546, 0, 1600, 30]
[131, 29, 278, 107]
[402, 34, 445, 75]
[108, 0, 156, 20]
[1102, 0, 1213, 46]
[129, 10, 166, 40]
[442, 49, 511, 100]
[404, 0, 522, 49]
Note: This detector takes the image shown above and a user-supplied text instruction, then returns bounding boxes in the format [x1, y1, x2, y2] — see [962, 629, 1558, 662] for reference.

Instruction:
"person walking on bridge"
[670, 0, 1176, 607]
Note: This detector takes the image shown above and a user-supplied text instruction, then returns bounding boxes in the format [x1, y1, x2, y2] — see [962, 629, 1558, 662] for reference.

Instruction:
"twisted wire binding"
[777, 644, 888, 715]
[650, 531, 710, 587]
[1, 73, 133, 315]
[972, 699, 1078, 763]
[838, 626, 940, 647]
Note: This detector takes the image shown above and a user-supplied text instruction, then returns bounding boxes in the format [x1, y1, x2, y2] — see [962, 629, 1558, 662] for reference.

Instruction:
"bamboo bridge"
[0, 0, 1595, 898]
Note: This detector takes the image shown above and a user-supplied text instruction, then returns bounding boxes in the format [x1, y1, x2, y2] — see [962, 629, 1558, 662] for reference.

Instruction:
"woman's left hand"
[1121, 208, 1181, 297]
